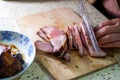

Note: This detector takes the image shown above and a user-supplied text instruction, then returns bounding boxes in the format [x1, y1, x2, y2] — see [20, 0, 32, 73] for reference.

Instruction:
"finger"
[100, 18, 120, 27]
[95, 18, 120, 31]
[95, 22, 120, 38]
[98, 33, 120, 44]
[99, 41, 120, 48]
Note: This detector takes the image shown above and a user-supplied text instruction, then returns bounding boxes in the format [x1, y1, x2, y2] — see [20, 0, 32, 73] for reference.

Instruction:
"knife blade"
[79, 0, 99, 54]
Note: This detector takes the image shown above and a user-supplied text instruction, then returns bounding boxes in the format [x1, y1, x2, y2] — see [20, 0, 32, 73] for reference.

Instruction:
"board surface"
[17, 7, 120, 80]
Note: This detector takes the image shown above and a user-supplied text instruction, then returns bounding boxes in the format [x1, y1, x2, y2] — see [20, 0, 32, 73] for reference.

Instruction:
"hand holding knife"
[79, 0, 107, 57]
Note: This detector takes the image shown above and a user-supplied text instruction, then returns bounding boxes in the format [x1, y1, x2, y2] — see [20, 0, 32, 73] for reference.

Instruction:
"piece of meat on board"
[37, 29, 49, 42]
[35, 40, 53, 53]
[73, 25, 88, 56]
[66, 26, 73, 50]
[59, 44, 70, 62]
[67, 25, 88, 56]
[80, 22, 107, 57]
[68, 26, 78, 49]
[35, 24, 107, 62]
[35, 26, 70, 62]
[40, 26, 67, 53]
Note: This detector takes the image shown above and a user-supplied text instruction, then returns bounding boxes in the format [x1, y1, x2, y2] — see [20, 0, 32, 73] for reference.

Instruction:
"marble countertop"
[0, 0, 120, 80]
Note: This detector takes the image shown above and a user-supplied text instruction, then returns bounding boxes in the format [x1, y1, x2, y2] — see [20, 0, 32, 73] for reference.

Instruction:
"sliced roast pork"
[35, 40, 53, 53]
[80, 22, 107, 57]
[73, 25, 88, 56]
[37, 29, 49, 42]
[35, 24, 107, 62]
[35, 26, 70, 62]
[67, 25, 88, 56]
[40, 26, 67, 53]
[67, 26, 73, 50]
[67, 26, 78, 49]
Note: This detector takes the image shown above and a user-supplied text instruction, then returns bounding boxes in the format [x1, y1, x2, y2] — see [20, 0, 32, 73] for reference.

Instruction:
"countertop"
[0, 0, 120, 80]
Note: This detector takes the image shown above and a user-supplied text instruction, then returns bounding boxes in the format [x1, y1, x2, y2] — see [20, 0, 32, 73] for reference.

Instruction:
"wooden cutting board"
[17, 7, 120, 80]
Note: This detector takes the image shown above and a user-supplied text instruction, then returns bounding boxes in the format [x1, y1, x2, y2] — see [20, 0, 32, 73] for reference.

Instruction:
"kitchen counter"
[0, 0, 120, 80]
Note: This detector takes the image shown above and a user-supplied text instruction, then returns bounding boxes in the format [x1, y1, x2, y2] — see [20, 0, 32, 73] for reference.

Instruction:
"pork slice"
[50, 35, 67, 53]
[67, 26, 73, 50]
[63, 52, 70, 62]
[80, 30, 88, 50]
[76, 25, 88, 55]
[57, 43, 70, 62]
[58, 43, 68, 58]
[35, 40, 71, 61]
[35, 40, 53, 53]
[80, 22, 107, 57]
[40, 26, 65, 39]
[68, 26, 78, 49]
[37, 29, 49, 42]
[72, 25, 83, 55]
[35, 26, 70, 61]
[41, 26, 67, 53]
[73, 25, 88, 56]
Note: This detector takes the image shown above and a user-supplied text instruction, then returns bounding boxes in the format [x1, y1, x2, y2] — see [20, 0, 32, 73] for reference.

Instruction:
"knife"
[79, 0, 99, 54]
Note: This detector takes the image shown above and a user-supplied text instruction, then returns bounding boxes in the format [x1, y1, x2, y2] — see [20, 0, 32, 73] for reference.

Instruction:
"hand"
[102, 0, 120, 18]
[86, 0, 96, 4]
[94, 18, 120, 48]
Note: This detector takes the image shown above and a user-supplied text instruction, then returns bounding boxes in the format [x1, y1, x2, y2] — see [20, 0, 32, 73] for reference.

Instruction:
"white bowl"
[0, 31, 36, 80]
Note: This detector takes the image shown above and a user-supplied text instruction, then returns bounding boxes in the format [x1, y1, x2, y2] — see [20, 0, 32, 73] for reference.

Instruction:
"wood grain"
[17, 7, 120, 80]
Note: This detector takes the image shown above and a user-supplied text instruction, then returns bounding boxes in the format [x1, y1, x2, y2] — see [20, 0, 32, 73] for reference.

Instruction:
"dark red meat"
[35, 26, 70, 61]
[80, 22, 107, 57]
[35, 24, 107, 62]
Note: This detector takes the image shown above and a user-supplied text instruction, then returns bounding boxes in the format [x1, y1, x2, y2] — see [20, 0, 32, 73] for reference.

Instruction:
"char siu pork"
[35, 26, 70, 62]
[0, 44, 24, 78]
[35, 24, 107, 62]
[80, 22, 107, 57]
